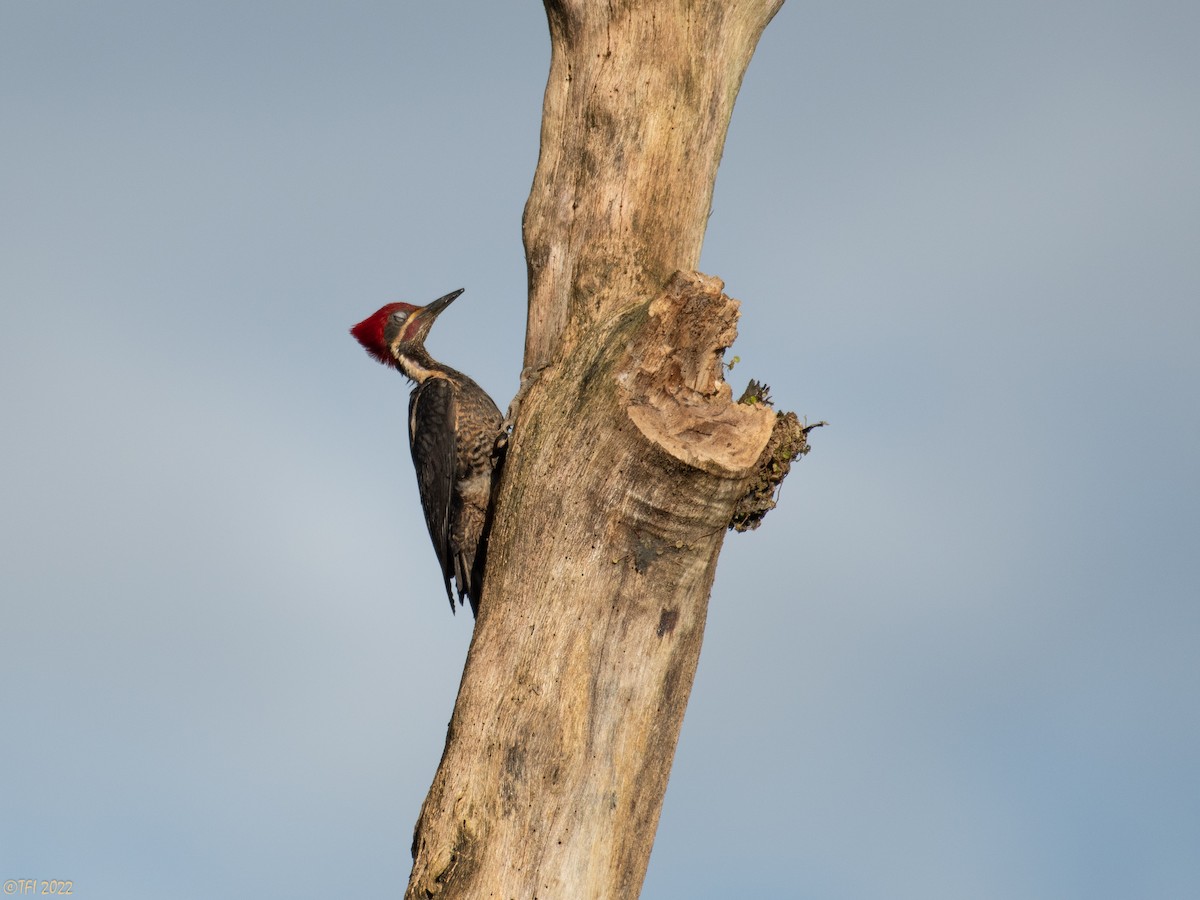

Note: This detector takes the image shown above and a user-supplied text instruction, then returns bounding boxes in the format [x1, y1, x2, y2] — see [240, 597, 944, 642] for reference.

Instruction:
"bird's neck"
[394, 345, 444, 384]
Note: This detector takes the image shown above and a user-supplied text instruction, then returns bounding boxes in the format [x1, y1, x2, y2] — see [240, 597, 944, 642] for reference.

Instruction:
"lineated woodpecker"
[351, 289, 504, 616]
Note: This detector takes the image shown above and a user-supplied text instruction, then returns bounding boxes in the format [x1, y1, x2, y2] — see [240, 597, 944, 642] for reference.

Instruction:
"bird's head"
[350, 289, 464, 368]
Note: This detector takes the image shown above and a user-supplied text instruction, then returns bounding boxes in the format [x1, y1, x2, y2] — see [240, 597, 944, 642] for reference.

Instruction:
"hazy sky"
[2, 2, 1198, 898]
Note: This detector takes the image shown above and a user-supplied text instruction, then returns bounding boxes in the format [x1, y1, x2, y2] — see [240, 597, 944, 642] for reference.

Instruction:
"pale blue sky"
[2, 2, 1198, 898]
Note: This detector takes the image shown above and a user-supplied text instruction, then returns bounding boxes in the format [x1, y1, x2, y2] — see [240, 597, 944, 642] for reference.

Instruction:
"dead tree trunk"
[406, 1, 794, 896]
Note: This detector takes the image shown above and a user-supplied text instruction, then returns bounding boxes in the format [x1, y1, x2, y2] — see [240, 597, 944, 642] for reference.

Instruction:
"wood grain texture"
[405, 1, 785, 896]
[523, 0, 785, 370]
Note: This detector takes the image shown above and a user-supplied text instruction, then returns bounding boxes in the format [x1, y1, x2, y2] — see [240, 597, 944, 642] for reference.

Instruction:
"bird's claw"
[501, 364, 550, 436]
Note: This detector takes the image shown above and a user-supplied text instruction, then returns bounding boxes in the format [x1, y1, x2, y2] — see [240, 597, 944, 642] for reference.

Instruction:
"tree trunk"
[406, 1, 787, 896]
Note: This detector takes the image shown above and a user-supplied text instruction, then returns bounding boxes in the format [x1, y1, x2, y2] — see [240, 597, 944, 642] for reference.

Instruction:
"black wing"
[408, 377, 458, 612]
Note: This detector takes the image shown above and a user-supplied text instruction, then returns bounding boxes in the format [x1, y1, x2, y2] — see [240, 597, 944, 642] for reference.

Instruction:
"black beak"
[420, 288, 464, 321]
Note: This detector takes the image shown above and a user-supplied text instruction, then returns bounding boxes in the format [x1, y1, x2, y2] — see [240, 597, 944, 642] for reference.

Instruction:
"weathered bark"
[406, 1, 787, 897]
[523, 0, 785, 370]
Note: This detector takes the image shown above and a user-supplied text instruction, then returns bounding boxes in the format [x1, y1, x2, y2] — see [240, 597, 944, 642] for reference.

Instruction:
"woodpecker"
[351, 289, 504, 616]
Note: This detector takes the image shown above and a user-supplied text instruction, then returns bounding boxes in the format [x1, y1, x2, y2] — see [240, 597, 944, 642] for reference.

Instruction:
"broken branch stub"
[618, 272, 776, 477]
[729, 409, 815, 531]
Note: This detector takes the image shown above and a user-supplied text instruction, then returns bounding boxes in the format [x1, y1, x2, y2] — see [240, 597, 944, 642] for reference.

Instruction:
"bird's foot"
[498, 364, 550, 447]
